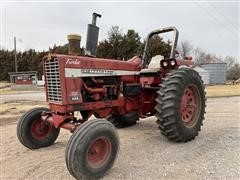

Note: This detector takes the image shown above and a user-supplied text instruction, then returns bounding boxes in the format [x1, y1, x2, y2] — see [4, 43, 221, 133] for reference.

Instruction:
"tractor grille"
[44, 58, 62, 103]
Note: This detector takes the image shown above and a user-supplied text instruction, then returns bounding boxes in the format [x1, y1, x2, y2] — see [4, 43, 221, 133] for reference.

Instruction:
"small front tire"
[17, 107, 60, 149]
[65, 119, 119, 179]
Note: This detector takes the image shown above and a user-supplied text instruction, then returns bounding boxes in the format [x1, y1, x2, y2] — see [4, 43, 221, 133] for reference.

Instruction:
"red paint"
[78, 98, 124, 111]
[52, 113, 73, 128]
[94, 108, 114, 118]
[30, 118, 52, 140]
[60, 122, 79, 132]
[140, 76, 161, 87]
[41, 54, 194, 132]
[180, 85, 197, 125]
[65, 78, 83, 104]
[139, 90, 157, 117]
[176, 59, 193, 66]
[59, 54, 141, 71]
[16, 79, 33, 85]
[87, 137, 111, 168]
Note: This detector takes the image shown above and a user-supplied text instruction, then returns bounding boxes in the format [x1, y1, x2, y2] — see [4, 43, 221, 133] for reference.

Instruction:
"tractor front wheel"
[17, 107, 60, 149]
[65, 119, 119, 179]
[155, 68, 206, 142]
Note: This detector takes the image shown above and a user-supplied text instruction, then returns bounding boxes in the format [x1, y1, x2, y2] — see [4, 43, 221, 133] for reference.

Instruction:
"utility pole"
[14, 36, 18, 72]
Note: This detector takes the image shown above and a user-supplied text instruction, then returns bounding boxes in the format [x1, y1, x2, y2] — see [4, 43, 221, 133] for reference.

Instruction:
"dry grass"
[0, 101, 46, 113]
[0, 88, 14, 94]
[0, 100, 47, 126]
[0, 81, 10, 87]
[206, 84, 240, 97]
[0, 87, 44, 95]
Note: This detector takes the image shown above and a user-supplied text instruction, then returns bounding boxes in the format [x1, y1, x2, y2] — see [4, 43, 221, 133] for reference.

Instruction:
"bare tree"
[178, 40, 193, 58]
[193, 47, 207, 64]
[223, 56, 239, 80]
[193, 48, 222, 65]
[224, 56, 237, 69]
[227, 63, 240, 80]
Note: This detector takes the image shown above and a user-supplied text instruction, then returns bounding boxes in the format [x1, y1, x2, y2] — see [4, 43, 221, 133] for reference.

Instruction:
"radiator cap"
[67, 34, 81, 41]
[67, 34, 81, 55]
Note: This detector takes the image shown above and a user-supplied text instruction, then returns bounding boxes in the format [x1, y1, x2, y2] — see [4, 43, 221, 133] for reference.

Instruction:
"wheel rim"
[180, 84, 201, 127]
[31, 119, 52, 140]
[87, 137, 111, 169]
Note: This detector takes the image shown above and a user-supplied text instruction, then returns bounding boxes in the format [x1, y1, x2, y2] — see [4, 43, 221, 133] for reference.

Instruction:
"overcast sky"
[1, 1, 239, 59]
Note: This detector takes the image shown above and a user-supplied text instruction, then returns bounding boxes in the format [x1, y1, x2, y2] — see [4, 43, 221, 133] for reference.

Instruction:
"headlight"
[163, 61, 168, 67]
[170, 60, 176, 66]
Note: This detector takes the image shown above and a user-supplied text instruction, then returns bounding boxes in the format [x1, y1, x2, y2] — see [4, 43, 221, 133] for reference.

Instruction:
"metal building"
[199, 63, 227, 84]
[194, 67, 210, 85]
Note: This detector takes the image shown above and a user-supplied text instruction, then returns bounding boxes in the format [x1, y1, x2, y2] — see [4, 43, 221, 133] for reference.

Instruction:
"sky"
[1, 0, 239, 59]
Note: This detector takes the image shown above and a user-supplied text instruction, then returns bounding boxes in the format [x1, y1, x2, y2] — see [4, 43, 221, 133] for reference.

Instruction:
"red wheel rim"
[31, 119, 52, 140]
[180, 85, 201, 127]
[87, 137, 111, 169]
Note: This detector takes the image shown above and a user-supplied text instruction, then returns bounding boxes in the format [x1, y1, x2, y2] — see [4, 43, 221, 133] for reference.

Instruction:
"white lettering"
[65, 68, 140, 77]
[66, 59, 80, 65]
[81, 69, 114, 75]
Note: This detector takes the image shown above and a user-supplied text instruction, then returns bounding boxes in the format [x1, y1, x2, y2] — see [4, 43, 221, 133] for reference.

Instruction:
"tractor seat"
[140, 55, 164, 74]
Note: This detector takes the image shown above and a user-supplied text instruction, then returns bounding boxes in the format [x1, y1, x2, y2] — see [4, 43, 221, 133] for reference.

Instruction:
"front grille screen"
[44, 58, 62, 103]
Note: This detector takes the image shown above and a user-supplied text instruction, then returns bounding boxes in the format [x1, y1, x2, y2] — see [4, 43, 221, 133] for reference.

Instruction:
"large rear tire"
[65, 119, 119, 179]
[155, 68, 206, 142]
[17, 107, 60, 149]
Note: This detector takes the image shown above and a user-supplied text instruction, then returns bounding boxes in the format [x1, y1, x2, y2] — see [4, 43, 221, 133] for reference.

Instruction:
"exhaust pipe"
[85, 12, 102, 57]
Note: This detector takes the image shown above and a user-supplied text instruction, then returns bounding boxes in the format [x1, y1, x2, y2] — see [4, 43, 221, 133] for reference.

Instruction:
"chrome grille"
[44, 58, 62, 103]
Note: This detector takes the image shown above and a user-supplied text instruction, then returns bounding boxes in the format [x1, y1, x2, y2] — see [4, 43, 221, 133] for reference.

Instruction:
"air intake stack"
[85, 12, 102, 57]
[67, 34, 81, 55]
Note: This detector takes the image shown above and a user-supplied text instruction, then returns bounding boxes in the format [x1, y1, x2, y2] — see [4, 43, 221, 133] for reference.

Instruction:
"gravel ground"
[1, 96, 240, 179]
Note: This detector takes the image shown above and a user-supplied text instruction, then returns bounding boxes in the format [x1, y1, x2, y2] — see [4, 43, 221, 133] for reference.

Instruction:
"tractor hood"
[44, 54, 141, 78]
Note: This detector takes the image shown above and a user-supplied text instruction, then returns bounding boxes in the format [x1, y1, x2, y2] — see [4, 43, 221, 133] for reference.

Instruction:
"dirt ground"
[0, 95, 240, 179]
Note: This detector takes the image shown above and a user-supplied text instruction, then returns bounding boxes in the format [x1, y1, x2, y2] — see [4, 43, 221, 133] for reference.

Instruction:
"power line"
[207, 1, 239, 33]
[194, 1, 237, 39]
[195, 1, 236, 35]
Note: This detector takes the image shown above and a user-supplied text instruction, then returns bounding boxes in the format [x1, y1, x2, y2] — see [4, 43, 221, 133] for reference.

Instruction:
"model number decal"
[70, 95, 80, 101]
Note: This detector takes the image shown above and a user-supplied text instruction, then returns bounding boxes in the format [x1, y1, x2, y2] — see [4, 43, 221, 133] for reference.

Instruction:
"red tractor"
[17, 13, 206, 179]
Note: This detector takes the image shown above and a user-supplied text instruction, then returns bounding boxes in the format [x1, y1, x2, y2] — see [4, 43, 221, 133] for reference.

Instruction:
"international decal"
[81, 69, 115, 75]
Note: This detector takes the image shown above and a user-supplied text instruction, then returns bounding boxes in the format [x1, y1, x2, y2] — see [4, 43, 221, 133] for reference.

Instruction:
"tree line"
[0, 26, 239, 81]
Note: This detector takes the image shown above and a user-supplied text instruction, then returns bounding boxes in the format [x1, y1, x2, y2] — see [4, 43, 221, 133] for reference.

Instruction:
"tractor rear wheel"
[107, 111, 139, 128]
[155, 68, 206, 142]
[65, 119, 119, 179]
[17, 107, 60, 149]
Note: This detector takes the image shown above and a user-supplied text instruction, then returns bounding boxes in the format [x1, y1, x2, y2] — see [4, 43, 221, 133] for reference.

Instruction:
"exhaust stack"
[85, 12, 102, 57]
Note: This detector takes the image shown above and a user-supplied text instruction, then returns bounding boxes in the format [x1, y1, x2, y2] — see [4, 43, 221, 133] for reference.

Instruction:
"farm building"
[194, 67, 210, 85]
[8, 71, 38, 90]
[199, 63, 227, 84]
